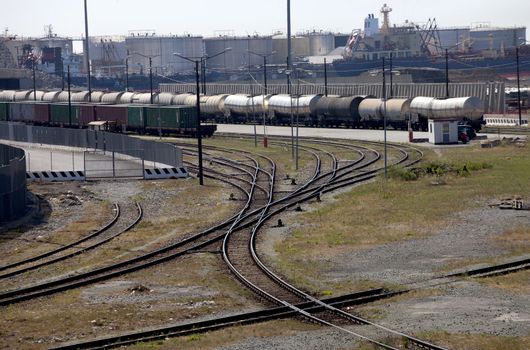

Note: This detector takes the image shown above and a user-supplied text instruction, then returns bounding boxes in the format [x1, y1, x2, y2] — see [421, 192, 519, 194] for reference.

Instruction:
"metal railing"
[0, 143, 26, 222]
[0, 122, 183, 169]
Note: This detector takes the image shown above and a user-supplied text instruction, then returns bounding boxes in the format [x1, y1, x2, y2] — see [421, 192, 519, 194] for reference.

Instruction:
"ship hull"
[333, 56, 530, 77]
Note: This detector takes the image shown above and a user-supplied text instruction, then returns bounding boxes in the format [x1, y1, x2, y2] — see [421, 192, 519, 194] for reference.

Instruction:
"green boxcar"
[0, 102, 9, 121]
[145, 106, 197, 130]
[50, 103, 80, 126]
[127, 105, 147, 130]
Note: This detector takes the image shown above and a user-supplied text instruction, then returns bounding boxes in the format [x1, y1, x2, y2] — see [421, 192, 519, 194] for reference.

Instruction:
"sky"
[1, 0, 529, 39]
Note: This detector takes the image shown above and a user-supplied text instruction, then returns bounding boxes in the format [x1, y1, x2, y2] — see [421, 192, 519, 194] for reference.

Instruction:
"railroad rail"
[0, 203, 144, 281]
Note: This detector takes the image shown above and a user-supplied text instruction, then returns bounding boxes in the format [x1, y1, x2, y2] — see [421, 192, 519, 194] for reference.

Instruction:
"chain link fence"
[0, 143, 26, 222]
[84, 149, 144, 179]
[0, 122, 183, 178]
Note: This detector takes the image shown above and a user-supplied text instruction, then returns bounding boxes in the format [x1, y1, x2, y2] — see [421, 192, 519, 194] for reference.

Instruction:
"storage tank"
[91, 91, 105, 103]
[202, 94, 229, 115]
[119, 92, 136, 104]
[13, 90, 32, 101]
[410, 96, 483, 120]
[155, 92, 174, 105]
[251, 94, 275, 114]
[224, 94, 252, 115]
[204, 36, 273, 70]
[125, 35, 204, 75]
[410, 96, 435, 118]
[172, 93, 193, 105]
[269, 94, 320, 116]
[329, 96, 366, 119]
[42, 91, 61, 102]
[382, 98, 411, 121]
[71, 91, 90, 103]
[101, 92, 125, 104]
[0, 90, 16, 101]
[307, 32, 335, 56]
[312, 96, 339, 116]
[135, 93, 158, 104]
[431, 97, 483, 120]
[296, 95, 321, 116]
[359, 98, 384, 121]
[55, 91, 71, 102]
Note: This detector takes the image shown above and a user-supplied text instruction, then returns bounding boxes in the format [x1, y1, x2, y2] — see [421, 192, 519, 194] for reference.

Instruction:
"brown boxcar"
[94, 104, 128, 127]
[79, 104, 96, 126]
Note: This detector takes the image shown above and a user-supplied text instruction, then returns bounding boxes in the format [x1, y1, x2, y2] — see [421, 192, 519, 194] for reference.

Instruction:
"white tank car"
[410, 96, 484, 120]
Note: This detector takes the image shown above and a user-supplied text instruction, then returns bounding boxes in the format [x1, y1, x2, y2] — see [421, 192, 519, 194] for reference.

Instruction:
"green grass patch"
[274, 143, 530, 295]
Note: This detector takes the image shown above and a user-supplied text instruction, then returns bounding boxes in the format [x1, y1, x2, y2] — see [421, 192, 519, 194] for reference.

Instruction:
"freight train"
[0, 90, 215, 137]
[0, 90, 485, 132]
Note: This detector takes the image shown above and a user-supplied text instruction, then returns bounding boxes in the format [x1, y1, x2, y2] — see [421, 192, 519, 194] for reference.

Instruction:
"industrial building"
[125, 34, 204, 75]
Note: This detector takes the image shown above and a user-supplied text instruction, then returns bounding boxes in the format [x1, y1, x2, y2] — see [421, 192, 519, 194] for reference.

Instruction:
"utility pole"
[125, 57, 129, 92]
[516, 47, 522, 125]
[389, 52, 393, 98]
[195, 60, 204, 185]
[84, 0, 92, 102]
[149, 56, 153, 104]
[382, 57, 387, 179]
[32, 59, 36, 101]
[68, 65, 72, 126]
[445, 48, 450, 98]
[324, 58, 328, 97]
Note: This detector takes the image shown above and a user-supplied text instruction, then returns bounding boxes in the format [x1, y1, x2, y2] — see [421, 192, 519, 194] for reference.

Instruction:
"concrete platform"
[0, 141, 170, 176]
[214, 124, 527, 147]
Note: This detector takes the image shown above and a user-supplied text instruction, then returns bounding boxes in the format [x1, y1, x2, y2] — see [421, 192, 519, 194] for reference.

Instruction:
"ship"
[332, 4, 530, 78]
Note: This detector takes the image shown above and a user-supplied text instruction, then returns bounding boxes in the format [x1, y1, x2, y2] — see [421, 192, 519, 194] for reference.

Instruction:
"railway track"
[0, 203, 144, 281]
[0, 203, 120, 274]
[220, 139, 446, 349]
[4, 136, 524, 349]
[0, 148, 272, 305]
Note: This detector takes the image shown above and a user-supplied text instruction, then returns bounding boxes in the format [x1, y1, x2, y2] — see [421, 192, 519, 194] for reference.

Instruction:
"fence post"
[27, 153, 31, 172]
[83, 151, 86, 176]
[72, 151, 75, 171]
[142, 153, 145, 180]
[112, 151, 116, 178]
[50, 152, 53, 171]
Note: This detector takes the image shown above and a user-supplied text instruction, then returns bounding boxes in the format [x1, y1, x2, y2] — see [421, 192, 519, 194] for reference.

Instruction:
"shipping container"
[145, 106, 197, 130]
[50, 103, 80, 126]
[94, 104, 128, 127]
[79, 104, 96, 126]
[0, 102, 9, 121]
[9, 102, 50, 124]
[127, 105, 147, 130]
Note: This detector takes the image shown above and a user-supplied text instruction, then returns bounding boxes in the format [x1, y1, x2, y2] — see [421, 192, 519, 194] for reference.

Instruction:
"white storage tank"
[42, 91, 61, 102]
[14, 90, 33, 101]
[0, 90, 16, 101]
[359, 98, 384, 121]
[119, 92, 136, 104]
[383, 98, 411, 121]
[71, 91, 90, 103]
[101, 92, 125, 104]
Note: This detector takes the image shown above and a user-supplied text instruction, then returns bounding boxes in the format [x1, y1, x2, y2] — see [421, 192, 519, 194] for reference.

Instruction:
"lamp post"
[248, 50, 275, 147]
[173, 48, 232, 186]
[516, 47, 522, 125]
[67, 65, 72, 126]
[32, 57, 37, 101]
[127, 52, 160, 104]
[84, 0, 92, 102]
[324, 58, 328, 97]
[389, 52, 393, 98]
[516, 38, 529, 125]
[124, 57, 129, 92]
[445, 48, 450, 98]
[382, 56, 387, 179]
